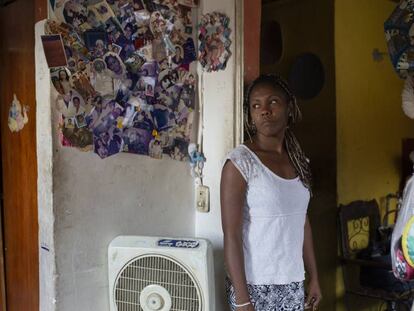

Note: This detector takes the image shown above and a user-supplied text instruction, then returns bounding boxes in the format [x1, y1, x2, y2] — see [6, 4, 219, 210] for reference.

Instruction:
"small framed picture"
[109, 43, 122, 55]
[132, 0, 145, 11]
[84, 30, 108, 57]
[88, 1, 116, 23]
[145, 82, 155, 97]
[64, 117, 75, 129]
[103, 52, 126, 77]
[50, 67, 71, 95]
[92, 58, 107, 74]
[75, 113, 87, 128]
[41, 34, 68, 68]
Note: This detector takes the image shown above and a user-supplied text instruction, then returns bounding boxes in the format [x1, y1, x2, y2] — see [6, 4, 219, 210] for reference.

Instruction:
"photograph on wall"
[50, 67, 72, 95]
[198, 11, 232, 72]
[177, 0, 199, 7]
[41, 34, 68, 68]
[45, 0, 200, 161]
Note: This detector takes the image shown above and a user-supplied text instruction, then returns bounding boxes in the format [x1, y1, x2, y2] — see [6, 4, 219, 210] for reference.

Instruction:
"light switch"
[196, 185, 210, 213]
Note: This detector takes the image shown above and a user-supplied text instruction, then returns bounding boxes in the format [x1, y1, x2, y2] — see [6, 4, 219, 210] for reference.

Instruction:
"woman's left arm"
[303, 215, 322, 310]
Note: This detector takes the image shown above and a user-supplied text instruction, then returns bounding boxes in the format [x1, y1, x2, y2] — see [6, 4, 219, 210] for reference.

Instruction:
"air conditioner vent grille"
[114, 254, 201, 311]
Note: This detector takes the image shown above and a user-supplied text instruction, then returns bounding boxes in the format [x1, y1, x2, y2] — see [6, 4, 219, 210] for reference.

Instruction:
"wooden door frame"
[0, 3, 6, 310]
[0, 202, 5, 311]
[0, 1, 46, 311]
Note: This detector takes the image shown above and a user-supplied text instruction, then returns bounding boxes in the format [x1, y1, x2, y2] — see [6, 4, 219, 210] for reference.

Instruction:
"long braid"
[245, 74, 313, 194]
[285, 128, 312, 195]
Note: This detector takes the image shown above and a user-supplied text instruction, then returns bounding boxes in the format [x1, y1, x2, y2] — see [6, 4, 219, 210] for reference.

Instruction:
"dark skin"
[221, 83, 322, 310]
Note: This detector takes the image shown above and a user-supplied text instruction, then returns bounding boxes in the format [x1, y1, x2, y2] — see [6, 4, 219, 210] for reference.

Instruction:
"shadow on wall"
[260, 1, 337, 311]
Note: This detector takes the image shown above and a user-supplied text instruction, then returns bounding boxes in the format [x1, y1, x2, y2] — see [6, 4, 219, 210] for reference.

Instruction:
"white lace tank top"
[225, 145, 310, 285]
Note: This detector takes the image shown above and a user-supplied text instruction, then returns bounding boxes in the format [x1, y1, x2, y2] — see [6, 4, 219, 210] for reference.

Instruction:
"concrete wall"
[36, 20, 56, 311]
[36, 0, 238, 310]
[194, 1, 238, 310]
[36, 21, 195, 310]
[335, 1, 414, 310]
[260, 1, 337, 310]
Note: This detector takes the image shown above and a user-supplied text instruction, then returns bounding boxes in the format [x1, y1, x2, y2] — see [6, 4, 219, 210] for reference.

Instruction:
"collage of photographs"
[198, 11, 231, 72]
[42, 0, 203, 160]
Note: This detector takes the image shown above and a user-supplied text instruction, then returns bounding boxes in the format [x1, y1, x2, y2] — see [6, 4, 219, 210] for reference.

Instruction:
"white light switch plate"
[196, 185, 210, 213]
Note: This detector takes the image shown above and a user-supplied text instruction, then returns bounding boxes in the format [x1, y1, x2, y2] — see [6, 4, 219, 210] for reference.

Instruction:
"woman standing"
[221, 74, 322, 311]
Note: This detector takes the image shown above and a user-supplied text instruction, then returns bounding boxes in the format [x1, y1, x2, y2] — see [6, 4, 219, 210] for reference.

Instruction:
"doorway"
[1, 174, 5, 311]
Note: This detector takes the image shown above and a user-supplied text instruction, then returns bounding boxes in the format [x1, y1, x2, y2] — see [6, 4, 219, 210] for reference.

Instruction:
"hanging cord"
[190, 71, 205, 184]
[187, 73, 205, 181]
[197, 72, 204, 158]
[188, 3, 206, 184]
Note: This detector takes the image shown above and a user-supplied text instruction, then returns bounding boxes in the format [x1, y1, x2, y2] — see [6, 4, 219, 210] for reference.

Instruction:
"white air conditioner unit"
[108, 235, 215, 311]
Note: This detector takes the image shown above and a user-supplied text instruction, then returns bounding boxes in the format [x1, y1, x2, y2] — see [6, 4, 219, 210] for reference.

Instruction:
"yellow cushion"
[347, 217, 370, 252]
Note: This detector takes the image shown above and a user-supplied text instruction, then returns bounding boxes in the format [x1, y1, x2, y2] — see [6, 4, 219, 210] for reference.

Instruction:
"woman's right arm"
[221, 161, 254, 311]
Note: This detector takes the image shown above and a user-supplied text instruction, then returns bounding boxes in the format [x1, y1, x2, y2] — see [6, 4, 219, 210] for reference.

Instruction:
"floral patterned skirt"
[225, 277, 304, 311]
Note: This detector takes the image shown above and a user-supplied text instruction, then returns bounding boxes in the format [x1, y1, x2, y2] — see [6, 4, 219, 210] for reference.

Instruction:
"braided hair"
[244, 74, 312, 194]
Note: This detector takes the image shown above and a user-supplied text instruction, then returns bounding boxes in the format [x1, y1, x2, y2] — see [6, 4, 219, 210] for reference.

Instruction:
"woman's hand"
[305, 279, 322, 310]
[303, 217, 321, 310]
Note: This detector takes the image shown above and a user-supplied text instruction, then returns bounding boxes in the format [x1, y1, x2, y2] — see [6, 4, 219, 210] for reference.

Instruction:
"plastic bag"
[391, 174, 414, 280]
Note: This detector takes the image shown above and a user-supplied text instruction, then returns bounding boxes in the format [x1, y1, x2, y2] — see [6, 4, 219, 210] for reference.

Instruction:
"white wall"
[195, 0, 238, 309]
[36, 20, 56, 311]
[36, 22, 195, 311]
[36, 0, 238, 310]
[54, 154, 197, 311]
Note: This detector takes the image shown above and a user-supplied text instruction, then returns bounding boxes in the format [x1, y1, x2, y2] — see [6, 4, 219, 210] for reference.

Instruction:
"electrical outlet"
[196, 185, 210, 213]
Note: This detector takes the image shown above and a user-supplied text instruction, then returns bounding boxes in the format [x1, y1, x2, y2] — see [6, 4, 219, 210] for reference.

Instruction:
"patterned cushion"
[347, 217, 370, 252]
